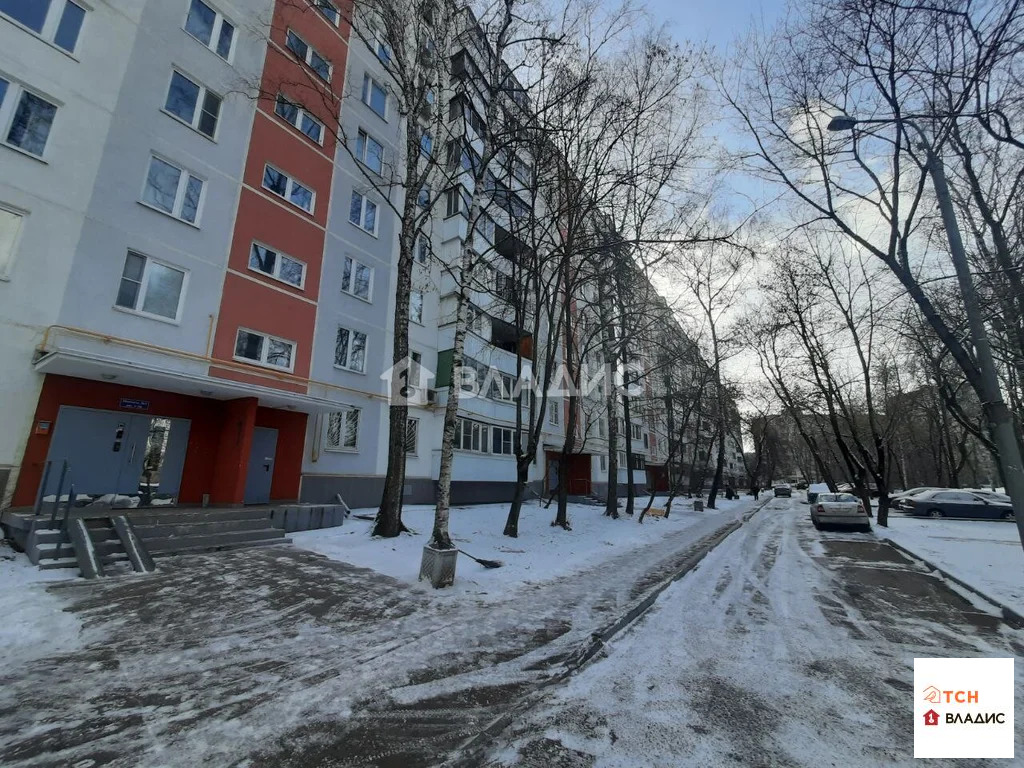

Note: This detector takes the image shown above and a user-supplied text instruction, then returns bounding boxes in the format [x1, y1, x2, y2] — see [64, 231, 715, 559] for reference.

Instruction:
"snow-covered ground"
[486, 497, 1024, 767]
[879, 516, 1024, 614]
[293, 497, 745, 600]
[0, 540, 83, 665]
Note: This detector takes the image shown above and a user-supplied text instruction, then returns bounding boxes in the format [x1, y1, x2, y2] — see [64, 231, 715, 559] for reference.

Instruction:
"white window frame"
[139, 154, 206, 225]
[286, 28, 331, 81]
[262, 163, 315, 213]
[549, 401, 560, 426]
[1, 0, 87, 55]
[113, 250, 189, 324]
[163, 69, 221, 139]
[405, 417, 419, 455]
[491, 425, 514, 456]
[309, 0, 340, 26]
[410, 290, 424, 325]
[248, 241, 306, 289]
[348, 191, 378, 235]
[0, 78, 59, 160]
[415, 235, 430, 264]
[631, 423, 642, 441]
[184, 0, 235, 61]
[326, 409, 360, 452]
[334, 325, 368, 373]
[232, 328, 297, 372]
[455, 418, 490, 454]
[361, 74, 388, 119]
[355, 128, 384, 173]
[341, 255, 374, 301]
[274, 94, 324, 145]
[0, 203, 26, 281]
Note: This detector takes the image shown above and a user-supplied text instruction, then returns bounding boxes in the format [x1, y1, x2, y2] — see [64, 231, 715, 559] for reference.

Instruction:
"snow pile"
[292, 497, 748, 600]
[878, 517, 1024, 614]
[0, 541, 83, 664]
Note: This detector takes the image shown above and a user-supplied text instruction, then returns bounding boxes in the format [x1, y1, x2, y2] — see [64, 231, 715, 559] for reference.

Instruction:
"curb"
[447, 497, 772, 766]
[883, 537, 1024, 630]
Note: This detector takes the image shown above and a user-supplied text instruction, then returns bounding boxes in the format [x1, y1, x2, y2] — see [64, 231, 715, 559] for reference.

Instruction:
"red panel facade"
[210, 0, 352, 393]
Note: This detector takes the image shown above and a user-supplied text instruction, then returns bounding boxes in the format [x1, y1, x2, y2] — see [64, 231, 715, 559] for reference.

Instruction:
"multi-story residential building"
[0, 0, 713, 515]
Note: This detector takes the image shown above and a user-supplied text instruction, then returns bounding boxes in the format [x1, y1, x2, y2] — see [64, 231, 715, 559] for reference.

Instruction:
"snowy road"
[484, 496, 1024, 767]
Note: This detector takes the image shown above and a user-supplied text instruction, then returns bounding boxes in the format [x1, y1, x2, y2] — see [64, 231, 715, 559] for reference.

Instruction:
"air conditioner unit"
[426, 389, 437, 404]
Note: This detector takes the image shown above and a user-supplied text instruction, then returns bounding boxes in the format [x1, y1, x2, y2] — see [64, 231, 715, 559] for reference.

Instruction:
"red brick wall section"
[209, 397, 259, 505]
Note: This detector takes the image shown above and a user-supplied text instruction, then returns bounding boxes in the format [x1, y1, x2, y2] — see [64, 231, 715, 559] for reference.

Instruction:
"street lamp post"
[827, 114, 1024, 547]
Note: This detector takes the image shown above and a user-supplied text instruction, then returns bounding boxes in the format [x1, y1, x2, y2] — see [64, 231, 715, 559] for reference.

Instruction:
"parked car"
[890, 487, 940, 504]
[901, 489, 1014, 520]
[807, 482, 830, 505]
[811, 492, 871, 531]
[774, 483, 792, 498]
[967, 489, 1012, 505]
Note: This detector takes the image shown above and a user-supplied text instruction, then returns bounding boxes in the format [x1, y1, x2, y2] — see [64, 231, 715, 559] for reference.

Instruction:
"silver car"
[811, 492, 871, 531]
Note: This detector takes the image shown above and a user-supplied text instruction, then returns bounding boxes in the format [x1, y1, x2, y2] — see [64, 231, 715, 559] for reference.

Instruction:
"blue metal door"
[244, 427, 278, 504]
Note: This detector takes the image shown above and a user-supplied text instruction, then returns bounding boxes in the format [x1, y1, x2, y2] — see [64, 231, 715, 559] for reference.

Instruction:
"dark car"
[902, 489, 1014, 520]
[774, 484, 792, 498]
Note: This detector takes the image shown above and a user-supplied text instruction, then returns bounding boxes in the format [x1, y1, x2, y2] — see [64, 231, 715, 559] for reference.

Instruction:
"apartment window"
[445, 186, 470, 218]
[513, 158, 532, 186]
[0, 206, 24, 279]
[376, 41, 391, 64]
[275, 95, 323, 144]
[415, 235, 429, 264]
[0, 78, 57, 158]
[234, 329, 295, 370]
[114, 251, 186, 321]
[355, 129, 384, 173]
[334, 326, 367, 372]
[164, 71, 221, 138]
[417, 186, 431, 209]
[142, 155, 204, 224]
[341, 255, 372, 300]
[184, 0, 234, 60]
[286, 29, 331, 80]
[618, 451, 626, 466]
[644, 433, 650, 448]
[598, 417, 607, 438]
[405, 418, 419, 454]
[361, 74, 387, 119]
[349, 191, 377, 233]
[262, 165, 314, 213]
[479, 214, 496, 243]
[632, 454, 646, 471]
[631, 423, 642, 440]
[420, 131, 433, 157]
[456, 419, 488, 453]
[549, 402, 560, 426]
[326, 410, 359, 451]
[491, 426, 514, 455]
[410, 291, 424, 324]
[600, 455, 607, 471]
[249, 243, 305, 288]
[1, 0, 86, 53]
[491, 372, 518, 402]
[311, 0, 340, 25]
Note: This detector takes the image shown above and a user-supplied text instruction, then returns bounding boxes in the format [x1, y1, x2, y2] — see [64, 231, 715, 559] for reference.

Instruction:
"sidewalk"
[0, 497, 756, 768]
[877, 515, 1024, 616]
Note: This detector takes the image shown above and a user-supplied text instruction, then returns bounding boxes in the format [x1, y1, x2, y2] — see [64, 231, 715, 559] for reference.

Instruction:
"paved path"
[481, 497, 1024, 767]
[0, 502, 751, 768]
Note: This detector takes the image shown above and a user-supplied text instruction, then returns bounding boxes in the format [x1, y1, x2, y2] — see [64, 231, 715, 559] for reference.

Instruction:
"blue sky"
[645, 0, 786, 52]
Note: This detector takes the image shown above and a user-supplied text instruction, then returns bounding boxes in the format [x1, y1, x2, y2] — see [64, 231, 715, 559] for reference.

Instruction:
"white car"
[811, 492, 871, 531]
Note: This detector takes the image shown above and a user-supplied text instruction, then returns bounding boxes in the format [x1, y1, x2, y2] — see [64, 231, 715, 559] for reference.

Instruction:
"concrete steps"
[28, 507, 290, 573]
